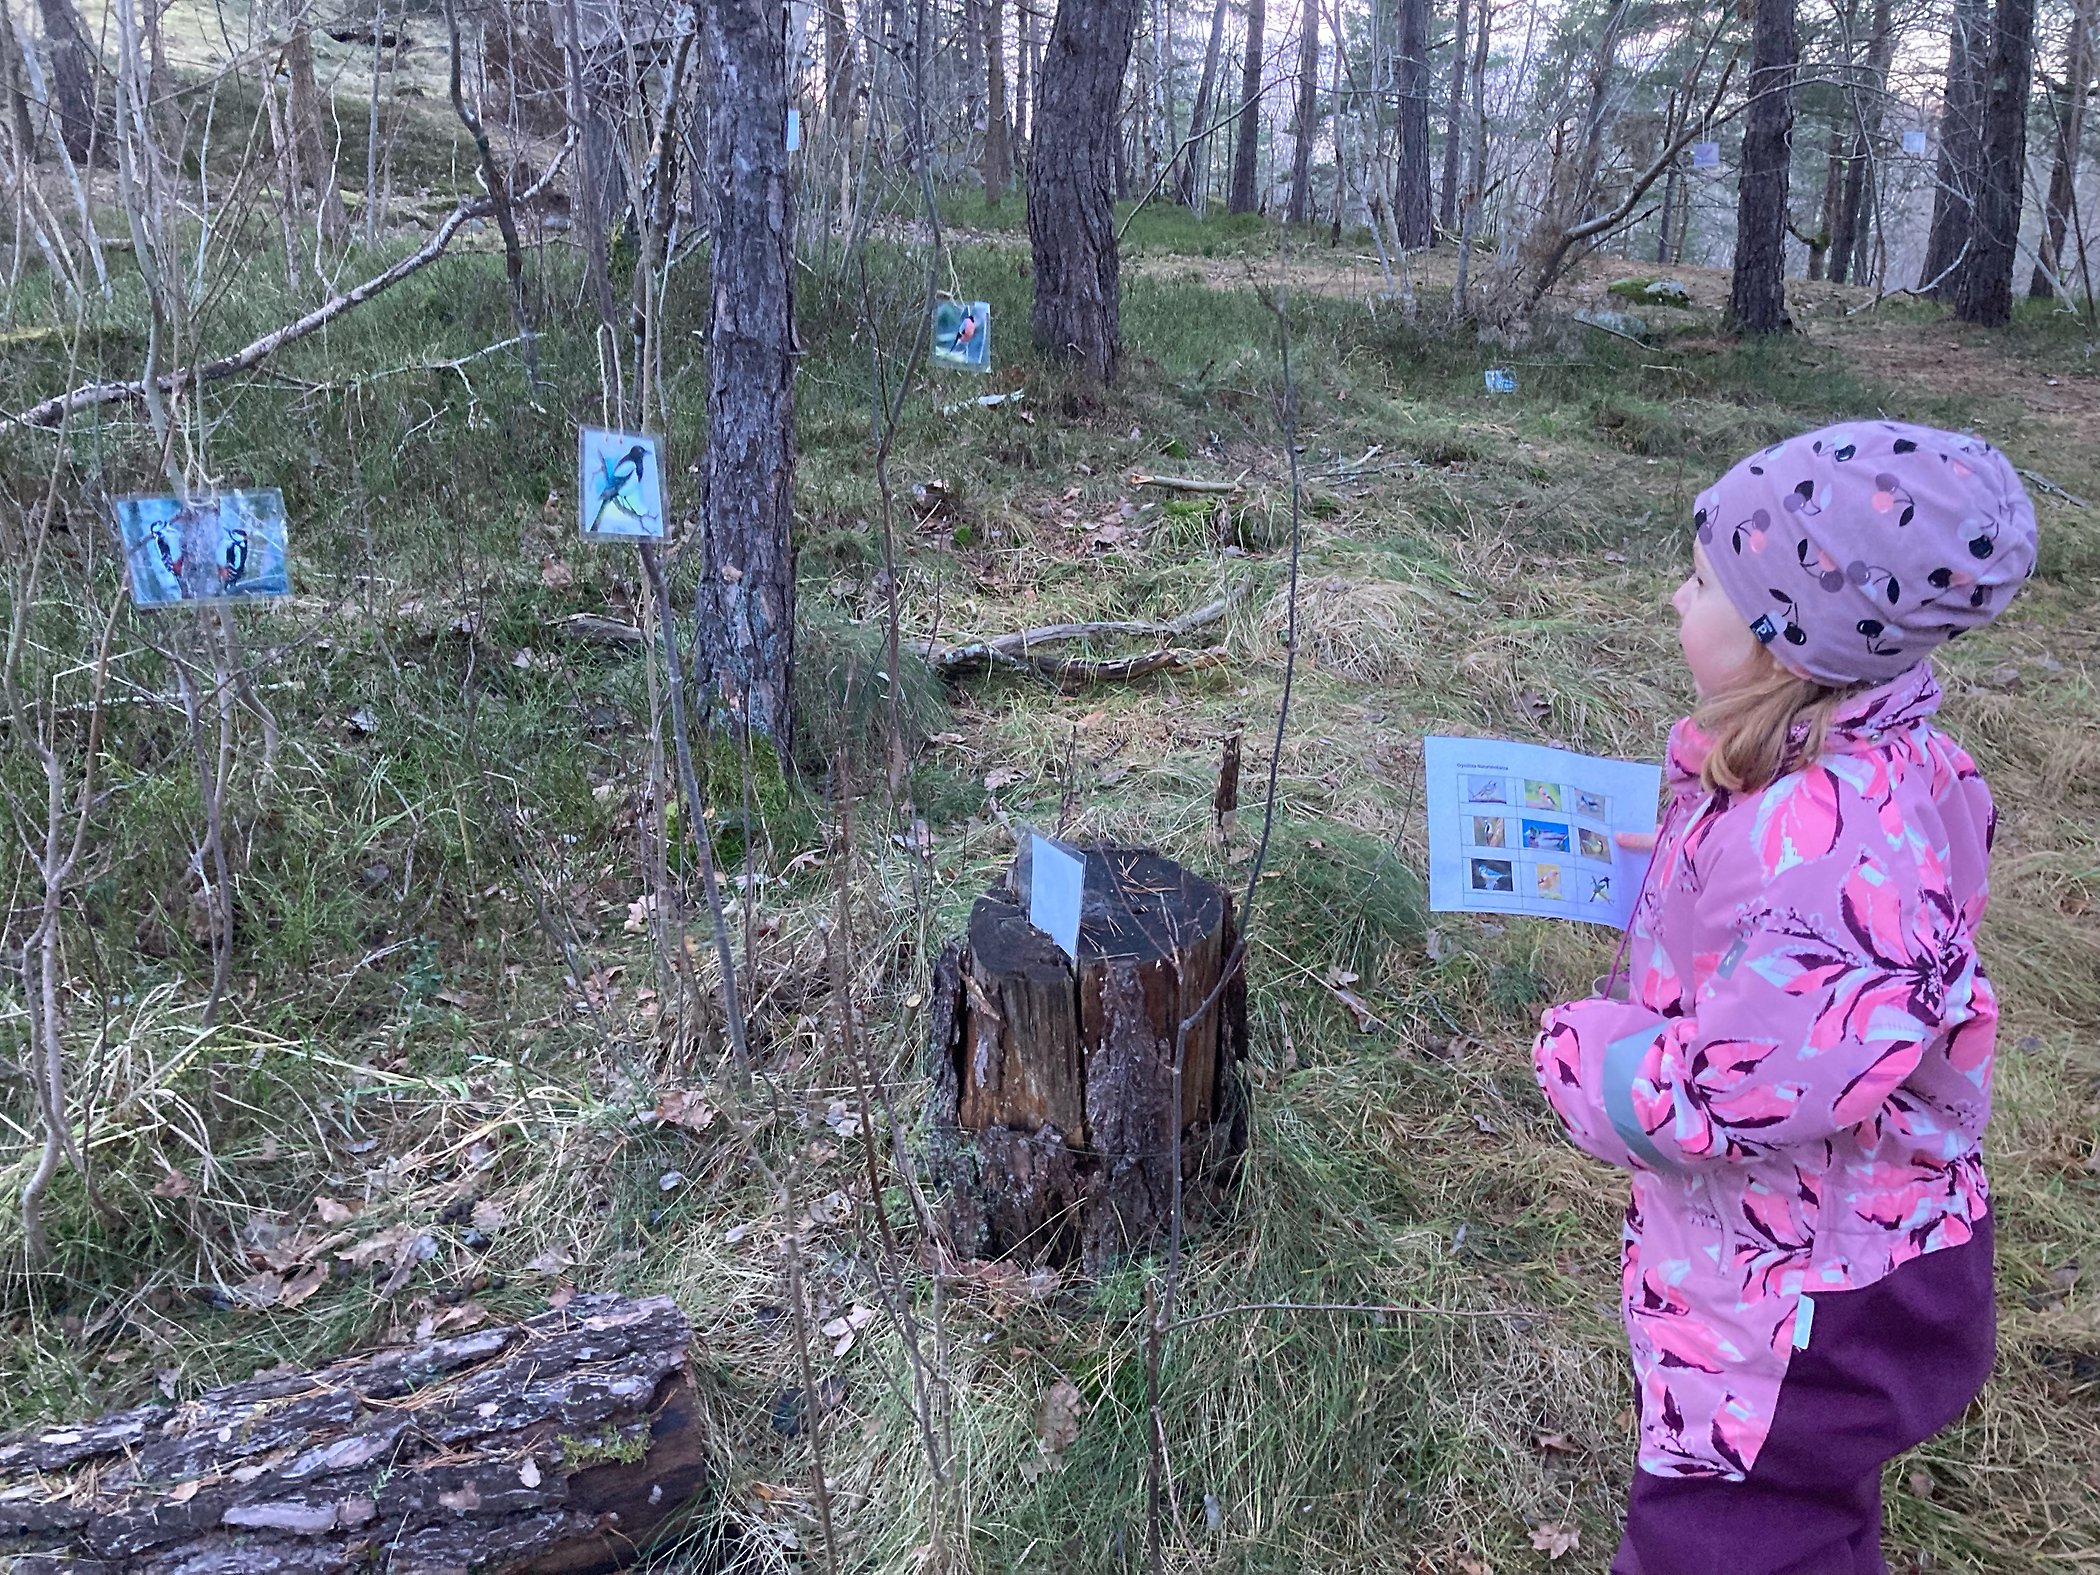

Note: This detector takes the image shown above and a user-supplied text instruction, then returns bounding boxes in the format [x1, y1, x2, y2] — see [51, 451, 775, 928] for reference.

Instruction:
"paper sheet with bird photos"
[1423, 736, 1663, 930]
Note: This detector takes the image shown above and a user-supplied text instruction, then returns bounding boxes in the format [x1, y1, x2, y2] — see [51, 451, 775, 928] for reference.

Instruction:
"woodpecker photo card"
[115, 490, 292, 608]
[931, 300, 991, 372]
[579, 427, 667, 540]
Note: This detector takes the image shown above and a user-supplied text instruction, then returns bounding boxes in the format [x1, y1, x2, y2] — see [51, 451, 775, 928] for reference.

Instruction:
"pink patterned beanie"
[1693, 421, 2038, 686]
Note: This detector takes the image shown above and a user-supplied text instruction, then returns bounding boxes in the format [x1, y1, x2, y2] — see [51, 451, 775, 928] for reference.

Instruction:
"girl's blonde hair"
[1694, 647, 1870, 794]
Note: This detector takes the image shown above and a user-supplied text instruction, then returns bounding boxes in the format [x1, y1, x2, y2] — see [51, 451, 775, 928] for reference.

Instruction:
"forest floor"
[1, 161, 2097, 1575]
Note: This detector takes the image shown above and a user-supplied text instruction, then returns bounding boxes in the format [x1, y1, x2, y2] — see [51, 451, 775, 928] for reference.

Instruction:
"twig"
[1146, 284, 1307, 1575]
[1169, 1299, 1529, 1331]
[2016, 467, 2089, 508]
[916, 587, 1243, 677]
[1127, 472, 1245, 494]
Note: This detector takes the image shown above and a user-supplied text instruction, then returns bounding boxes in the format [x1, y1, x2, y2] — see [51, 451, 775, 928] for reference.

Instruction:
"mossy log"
[926, 847, 1248, 1271]
[0, 1294, 709, 1574]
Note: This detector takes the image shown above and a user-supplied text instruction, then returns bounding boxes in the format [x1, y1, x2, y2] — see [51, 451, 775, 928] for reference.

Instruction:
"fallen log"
[0, 1293, 712, 1574]
[916, 585, 1243, 682]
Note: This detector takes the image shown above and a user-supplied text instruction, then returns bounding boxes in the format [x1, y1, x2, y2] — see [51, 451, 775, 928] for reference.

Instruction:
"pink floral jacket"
[1533, 662, 1995, 1480]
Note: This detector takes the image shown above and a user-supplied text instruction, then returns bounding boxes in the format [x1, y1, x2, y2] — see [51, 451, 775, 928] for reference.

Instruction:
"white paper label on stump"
[1029, 835, 1086, 962]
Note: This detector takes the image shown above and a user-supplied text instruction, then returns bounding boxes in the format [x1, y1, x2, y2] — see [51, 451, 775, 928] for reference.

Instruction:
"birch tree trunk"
[1228, 0, 1265, 212]
[1953, 0, 2036, 322]
[1439, 0, 1469, 232]
[2029, 0, 2094, 298]
[1285, 0, 1318, 222]
[1728, 0, 1797, 333]
[1031, 0, 1137, 381]
[1921, 0, 1991, 292]
[1393, 0, 1432, 247]
[697, 0, 798, 751]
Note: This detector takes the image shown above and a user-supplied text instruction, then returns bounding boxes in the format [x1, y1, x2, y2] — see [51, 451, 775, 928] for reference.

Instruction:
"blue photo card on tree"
[115, 490, 292, 608]
[579, 427, 667, 540]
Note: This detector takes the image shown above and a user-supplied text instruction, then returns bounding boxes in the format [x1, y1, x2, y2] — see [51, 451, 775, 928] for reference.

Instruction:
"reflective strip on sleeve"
[1602, 1027, 1674, 1172]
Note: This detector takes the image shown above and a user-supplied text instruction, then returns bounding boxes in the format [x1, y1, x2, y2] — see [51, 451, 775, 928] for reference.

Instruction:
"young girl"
[1533, 422, 2038, 1575]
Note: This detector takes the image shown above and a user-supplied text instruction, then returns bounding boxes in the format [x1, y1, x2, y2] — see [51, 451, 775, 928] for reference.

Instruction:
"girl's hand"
[1614, 831, 1657, 854]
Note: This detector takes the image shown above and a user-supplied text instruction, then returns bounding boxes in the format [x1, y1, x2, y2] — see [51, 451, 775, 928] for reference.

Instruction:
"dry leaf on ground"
[1529, 1522, 1580, 1560]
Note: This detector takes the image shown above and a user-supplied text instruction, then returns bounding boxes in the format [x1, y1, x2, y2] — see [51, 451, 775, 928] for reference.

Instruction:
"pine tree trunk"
[1921, 0, 1991, 292]
[824, 0, 856, 119]
[1285, 0, 1318, 222]
[1829, 0, 1893, 286]
[1394, 0, 1432, 247]
[1228, 0, 1264, 212]
[1439, 0, 1469, 232]
[1175, 0, 1231, 205]
[35, 0, 98, 164]
[285, 3, 349, 242]
[1729, 0, 1797, 333]
[697, 0, 798, 751]
[1953, 0, 2036, 322]
[1030, 0, 1136, 380]
[982, 0, 1012, 201]
[1155, 0, 1177, 180]
[2030, 0, 2094, 298]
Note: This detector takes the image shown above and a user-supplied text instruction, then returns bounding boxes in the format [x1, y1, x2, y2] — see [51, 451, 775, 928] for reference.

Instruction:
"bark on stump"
[926, 847, 1248, 1272]
[0, 1294, 710, 1574]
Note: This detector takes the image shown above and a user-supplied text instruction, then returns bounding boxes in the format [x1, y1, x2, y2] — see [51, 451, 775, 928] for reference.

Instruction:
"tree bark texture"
[284, 7, 349, 241]
[1228, 0, 1264, 212]
[1829, 0, 1893, 286]
[1439, 0, 1470, 232]
[1285, 0, 1318, 222]
[1953, 0, 2036, 323]
[925, 848, 1248, 1272]
[1729, 0, 1798, 334]
[1028, 0, 1136, 382]
[981, 0, 1011, 201]
[2029, 0, 2094, 298]
[1175, 0, 1231, 205]
[1921, 0, 1991, 292]
[1394, 0, 1433, 247]
[824, 0, 856, 120]
[34, 0, 99, 164]
[0, 1295, 709, 1574]
[697, 0, 798, 752]
[1808, 121, 1843, 280]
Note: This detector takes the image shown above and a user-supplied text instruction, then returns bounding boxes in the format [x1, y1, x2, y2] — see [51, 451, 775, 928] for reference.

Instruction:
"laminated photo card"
[115, 490, 292, 608]
[931, 301, 991, 372]
[1425, 736, 1662, 929]
[579, 427, 667, 540]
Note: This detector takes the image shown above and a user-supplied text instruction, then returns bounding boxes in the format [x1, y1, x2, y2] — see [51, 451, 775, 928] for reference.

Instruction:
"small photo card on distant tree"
[115, 489, 291, 608]
[931, 300, 992, 372]
[1691, 140, 1721, 170]
[579, 427, 666, 540]
[1902, 129, 1928, 155]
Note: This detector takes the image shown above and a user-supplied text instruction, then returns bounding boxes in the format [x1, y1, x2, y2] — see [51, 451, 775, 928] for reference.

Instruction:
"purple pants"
[1613, 1215, 1995, 1575]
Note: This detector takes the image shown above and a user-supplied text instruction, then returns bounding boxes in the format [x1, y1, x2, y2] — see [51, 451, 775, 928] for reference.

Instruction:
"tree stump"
[926, 846, 1248, 1272]
[0, 1294, 712, 1574]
